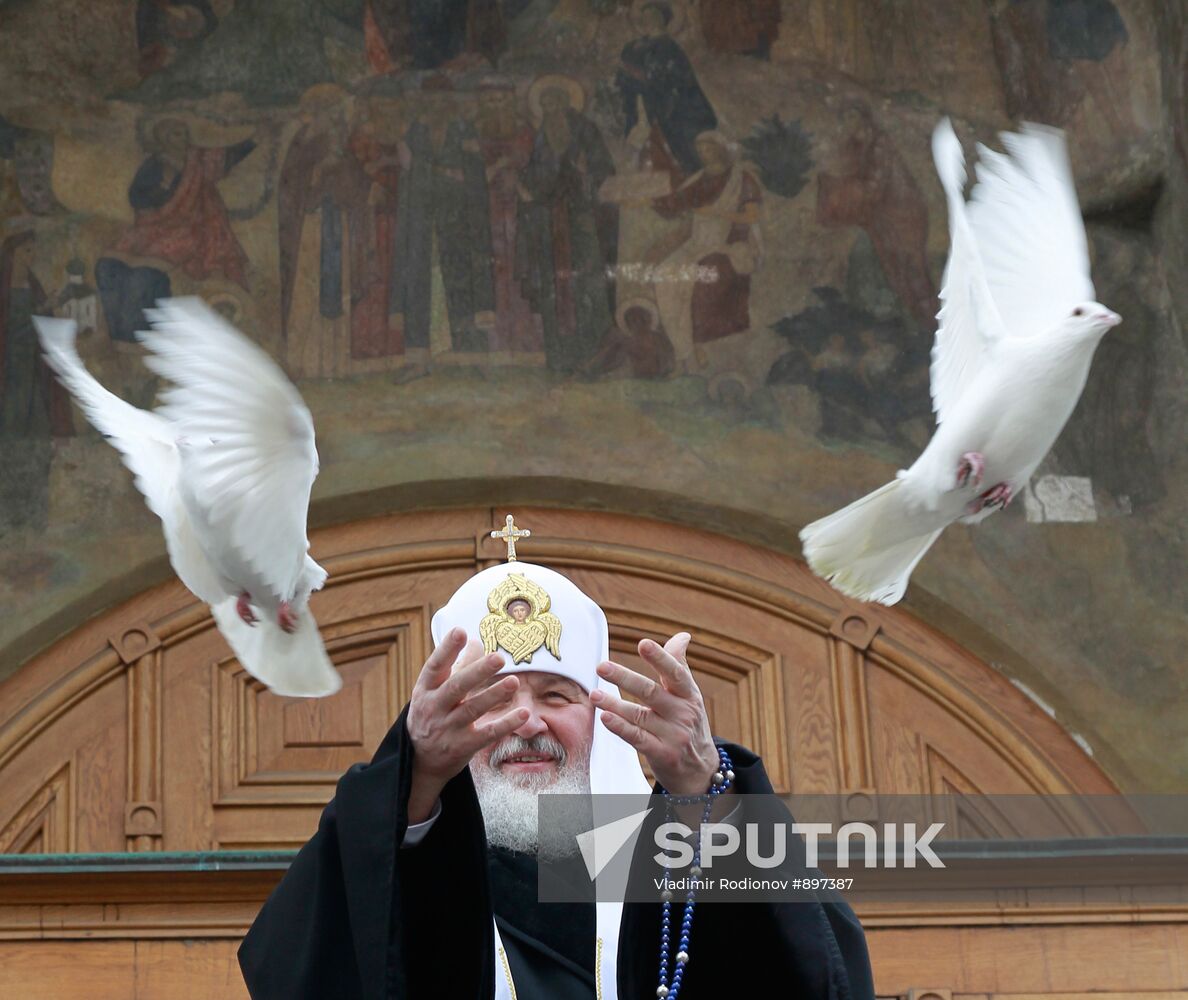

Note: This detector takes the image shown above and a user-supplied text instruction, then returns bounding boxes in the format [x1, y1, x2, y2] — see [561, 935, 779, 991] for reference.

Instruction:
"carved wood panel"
[0, 507, 1121, 856]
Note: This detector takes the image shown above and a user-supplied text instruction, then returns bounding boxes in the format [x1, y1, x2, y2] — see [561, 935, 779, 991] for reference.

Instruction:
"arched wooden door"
[0, 506, 1117, 857]
[10, 507, 1188, 1000]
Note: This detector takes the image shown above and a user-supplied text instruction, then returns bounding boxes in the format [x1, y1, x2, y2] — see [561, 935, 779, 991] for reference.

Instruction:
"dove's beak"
[1097, 310, 1121, 327]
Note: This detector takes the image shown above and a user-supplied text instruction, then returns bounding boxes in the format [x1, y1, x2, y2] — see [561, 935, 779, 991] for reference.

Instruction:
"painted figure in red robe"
[113, 118, 253, 288]
[649, 131, 763, 373]
[475, 82, 541, 354]
[815, 101, 936, 331]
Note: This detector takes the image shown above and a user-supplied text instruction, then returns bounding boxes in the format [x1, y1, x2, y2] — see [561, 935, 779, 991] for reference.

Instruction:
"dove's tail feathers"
[211, 599, 342, 698]
[800, 479, 944, 606]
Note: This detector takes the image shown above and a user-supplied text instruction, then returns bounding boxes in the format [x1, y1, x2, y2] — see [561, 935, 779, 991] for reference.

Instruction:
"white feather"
[36, 304, 340, 696]
[930, 118, 1009, 427]
[138, 297, 319, 611]
[965, 123, 1095, 339]
[211, 597, 341, 698]
[33, 316, 226, 605]
[801, 120, 1114, 605]
[800, 480, 946, 605]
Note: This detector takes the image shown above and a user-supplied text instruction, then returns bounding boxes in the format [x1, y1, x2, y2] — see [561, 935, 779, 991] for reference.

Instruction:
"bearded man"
[238, 550, 874, 999]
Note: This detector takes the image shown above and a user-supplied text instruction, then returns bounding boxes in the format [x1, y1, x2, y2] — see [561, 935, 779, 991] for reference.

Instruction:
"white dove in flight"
[34, 297, 341, 697]
[800, 118, 1120, 605]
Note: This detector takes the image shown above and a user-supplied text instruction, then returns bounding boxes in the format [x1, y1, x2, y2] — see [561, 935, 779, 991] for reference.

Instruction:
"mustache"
[488, 734, 568, 769]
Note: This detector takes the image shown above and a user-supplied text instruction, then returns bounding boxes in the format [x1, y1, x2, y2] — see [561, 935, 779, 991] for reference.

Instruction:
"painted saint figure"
[390, 78, 496, 368]
[617, 2, 718, 182]
[97, 118, 255, 342]
[815, 101, 936, 331]
[280, 88, 361, 338]
[649, 131, 763, 372]
[347, 99, 406, 362]
[0, 232, 73, 534]
[0, 117, 64, 217]
[476, 82, 542, 355]
[516, 77, 618, 374]
[278, 85, 393, 376]
[582, 297, 674, 380]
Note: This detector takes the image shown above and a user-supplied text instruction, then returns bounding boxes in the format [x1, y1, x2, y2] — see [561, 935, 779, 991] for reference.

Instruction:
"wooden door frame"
[0, 505, 1119, 801]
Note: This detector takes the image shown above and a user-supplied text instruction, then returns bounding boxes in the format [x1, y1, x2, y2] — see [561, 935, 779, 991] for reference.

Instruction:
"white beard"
[470, 734, 591, 856]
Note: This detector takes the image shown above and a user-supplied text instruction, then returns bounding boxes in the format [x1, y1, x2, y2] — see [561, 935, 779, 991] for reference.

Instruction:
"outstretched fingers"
[598, 706, 662, 755]
[439, 651, 507, 706]
[476, 706, 531, 747]
[415, 627, 469, 691]
[590, 687, 677, 741]
[641, 635, 697, 698]
[456, 674, 520, 723]
[596, 659, 678, 709]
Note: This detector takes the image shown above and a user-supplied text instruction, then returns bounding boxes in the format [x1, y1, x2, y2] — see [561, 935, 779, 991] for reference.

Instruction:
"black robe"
[238, 705, 875, 999]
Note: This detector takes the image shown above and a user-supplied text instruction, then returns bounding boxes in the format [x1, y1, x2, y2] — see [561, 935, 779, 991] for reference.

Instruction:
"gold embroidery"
[595, 936, 604, 1000]
[479, 573, 562, 664]
[498, 945, 518, 1000]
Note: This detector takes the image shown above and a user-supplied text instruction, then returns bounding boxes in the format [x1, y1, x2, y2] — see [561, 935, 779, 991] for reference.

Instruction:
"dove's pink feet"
[277, 601, 298, 634]
[237, 592, 258, 626]
[956, 452, 985, 490]
[967, 482, 1014, 515]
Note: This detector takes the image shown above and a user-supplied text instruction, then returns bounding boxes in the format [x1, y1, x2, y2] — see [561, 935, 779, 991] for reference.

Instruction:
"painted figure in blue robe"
[616, 2, 717, 182]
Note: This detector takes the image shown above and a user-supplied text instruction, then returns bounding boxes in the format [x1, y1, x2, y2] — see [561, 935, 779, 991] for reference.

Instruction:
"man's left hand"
[591, 633, 720, 796]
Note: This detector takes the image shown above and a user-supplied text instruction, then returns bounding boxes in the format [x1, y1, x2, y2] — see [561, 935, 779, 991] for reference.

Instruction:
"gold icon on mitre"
[479, 573, 562, 664]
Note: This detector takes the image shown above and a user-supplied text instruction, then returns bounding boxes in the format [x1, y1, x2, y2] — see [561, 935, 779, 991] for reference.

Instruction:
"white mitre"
[429, 541, 652, 1000]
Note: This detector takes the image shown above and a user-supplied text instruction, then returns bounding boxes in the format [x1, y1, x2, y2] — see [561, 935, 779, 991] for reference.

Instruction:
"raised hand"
[406, 628, 528, 822]
[590, 632, 719, 796]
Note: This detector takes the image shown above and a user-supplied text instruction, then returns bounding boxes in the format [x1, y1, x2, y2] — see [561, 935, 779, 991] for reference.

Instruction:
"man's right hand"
[405, 628, 526, 823]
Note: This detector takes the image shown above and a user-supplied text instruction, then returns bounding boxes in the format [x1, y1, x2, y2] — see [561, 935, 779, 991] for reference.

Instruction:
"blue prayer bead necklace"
[655, 746, 734, 999]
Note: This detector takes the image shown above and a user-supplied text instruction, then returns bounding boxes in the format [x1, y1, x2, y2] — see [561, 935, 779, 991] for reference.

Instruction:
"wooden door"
[0, 506, 1118, 856]
[7, 506, 1175, 1000]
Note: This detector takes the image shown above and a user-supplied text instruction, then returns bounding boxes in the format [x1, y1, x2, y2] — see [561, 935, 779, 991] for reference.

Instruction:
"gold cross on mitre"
[491, 514, 531, 562]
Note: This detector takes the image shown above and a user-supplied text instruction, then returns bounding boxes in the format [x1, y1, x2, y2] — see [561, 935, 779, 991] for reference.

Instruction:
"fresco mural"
[0, 0, 1184, 790]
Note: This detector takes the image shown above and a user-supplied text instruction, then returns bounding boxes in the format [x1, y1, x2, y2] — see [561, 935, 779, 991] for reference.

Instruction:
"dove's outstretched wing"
[34, 315, 227, 604]
[139, 297, 319, 606]
[930, 119, 1010, 427]
[928, 119, 1095, 427]
[35, 316, 177, 517]
[968, 122, 1095, 340]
